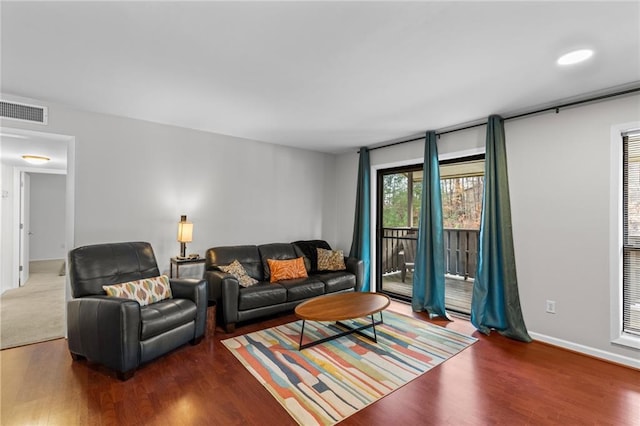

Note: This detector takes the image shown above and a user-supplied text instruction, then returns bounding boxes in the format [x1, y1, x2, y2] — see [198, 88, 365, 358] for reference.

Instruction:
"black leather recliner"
[67, 242, 207, 380]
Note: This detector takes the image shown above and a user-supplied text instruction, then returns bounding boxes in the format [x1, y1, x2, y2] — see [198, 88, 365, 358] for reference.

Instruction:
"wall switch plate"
[1, 190, 8, 198]
[546, 300, 556, 314]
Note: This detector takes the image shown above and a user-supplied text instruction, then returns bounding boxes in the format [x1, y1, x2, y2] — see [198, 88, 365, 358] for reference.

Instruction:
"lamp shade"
[177, 219, 193, 243]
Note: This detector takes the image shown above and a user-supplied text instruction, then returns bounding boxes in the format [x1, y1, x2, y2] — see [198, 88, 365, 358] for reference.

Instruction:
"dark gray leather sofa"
[67, 242, 208, 380]
[204, 240, 363, 332]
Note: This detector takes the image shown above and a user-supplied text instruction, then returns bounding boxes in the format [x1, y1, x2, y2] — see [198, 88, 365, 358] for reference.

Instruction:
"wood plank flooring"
[1, 300, 639, 425]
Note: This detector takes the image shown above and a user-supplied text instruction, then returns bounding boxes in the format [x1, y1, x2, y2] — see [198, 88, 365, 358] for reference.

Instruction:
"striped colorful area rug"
[222, 311, 477, 425]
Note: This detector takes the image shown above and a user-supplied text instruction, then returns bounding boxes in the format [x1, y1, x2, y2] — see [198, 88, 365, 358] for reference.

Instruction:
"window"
[440, 156, 484, 229]
[622, 132, 640, 337]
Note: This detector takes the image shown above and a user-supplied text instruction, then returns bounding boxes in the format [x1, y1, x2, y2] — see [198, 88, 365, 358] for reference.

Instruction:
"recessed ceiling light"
[557, 49, 594, 66]
[22, 155, 50, 165]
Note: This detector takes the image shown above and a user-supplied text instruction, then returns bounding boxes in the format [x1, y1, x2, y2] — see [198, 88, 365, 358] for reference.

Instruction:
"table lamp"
[177, 215, 193, 259]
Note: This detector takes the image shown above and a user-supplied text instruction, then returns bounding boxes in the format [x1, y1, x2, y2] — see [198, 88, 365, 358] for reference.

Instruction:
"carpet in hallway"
[1, 260, 66, 349]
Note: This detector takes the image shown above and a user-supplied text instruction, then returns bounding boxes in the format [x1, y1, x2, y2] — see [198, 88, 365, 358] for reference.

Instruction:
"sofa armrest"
[345, 257, 364, 292]
[221, 274, 241, 326]
[203, 270, 229, 303]
[205, 270, 241, 326]
[67, 295, 140, 374]
[170, 278, 208, 339]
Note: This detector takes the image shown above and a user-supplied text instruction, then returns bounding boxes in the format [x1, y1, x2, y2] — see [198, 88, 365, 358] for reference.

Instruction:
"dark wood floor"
[2, 300, 639, 425]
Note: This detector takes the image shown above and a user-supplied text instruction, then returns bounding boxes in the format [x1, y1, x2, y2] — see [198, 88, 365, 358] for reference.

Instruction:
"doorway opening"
[0, 126, 75, 349]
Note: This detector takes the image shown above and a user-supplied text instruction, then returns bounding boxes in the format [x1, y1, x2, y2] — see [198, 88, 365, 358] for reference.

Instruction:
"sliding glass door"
[376, 155, 484, 314]
[377, 165, 422, 300]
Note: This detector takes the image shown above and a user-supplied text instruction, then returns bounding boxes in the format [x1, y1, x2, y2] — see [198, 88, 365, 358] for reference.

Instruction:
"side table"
[170, 257, 206, 278]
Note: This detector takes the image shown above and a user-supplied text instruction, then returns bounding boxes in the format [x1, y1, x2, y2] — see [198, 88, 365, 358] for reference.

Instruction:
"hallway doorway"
[0, 127, 75, 348]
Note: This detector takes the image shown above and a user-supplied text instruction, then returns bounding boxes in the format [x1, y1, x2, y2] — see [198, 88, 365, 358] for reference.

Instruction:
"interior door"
[19, 171, 30, 286]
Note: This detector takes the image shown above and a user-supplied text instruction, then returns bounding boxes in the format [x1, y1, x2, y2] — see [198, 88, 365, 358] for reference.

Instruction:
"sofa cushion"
[102, 275, 172, 306]
[238, 282, 287, 311]
[258, 243, 306, 280]
[314, 271, 357, 293]
[279, 277, 325, 302]
[207, 245, 263, 281]
[317, 248, 346, 271]
[140, 298, 197, 340]
[219, 260, 258, 288]
[267, 257, 308, 283]
[293, 240, 332, 273]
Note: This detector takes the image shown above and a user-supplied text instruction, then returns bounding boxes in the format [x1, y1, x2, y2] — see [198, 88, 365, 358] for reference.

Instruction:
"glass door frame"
[376, 163, 422, 302]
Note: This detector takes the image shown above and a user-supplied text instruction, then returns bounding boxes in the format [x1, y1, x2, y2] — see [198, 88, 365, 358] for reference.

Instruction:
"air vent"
[0, 100, 48, 125]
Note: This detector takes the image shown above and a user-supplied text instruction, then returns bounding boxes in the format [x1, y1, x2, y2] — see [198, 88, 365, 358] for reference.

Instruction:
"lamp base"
[180, 242, 187, 258]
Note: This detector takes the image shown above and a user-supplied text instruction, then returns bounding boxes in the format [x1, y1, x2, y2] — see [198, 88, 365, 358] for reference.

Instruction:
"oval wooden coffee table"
[294, 292, 391, 350]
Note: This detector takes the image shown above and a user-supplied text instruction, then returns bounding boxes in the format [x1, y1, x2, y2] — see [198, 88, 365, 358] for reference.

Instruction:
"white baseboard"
[530, 332, 640, 370]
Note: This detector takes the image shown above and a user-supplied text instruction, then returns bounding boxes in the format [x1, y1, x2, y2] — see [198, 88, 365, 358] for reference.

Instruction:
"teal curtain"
[350, 147, 371, 292]
[471, 115, 531, 342]
[412, 132, 449, 319]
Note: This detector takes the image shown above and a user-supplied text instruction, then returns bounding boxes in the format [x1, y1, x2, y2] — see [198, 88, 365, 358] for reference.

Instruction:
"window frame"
[610, 122, 640, 349]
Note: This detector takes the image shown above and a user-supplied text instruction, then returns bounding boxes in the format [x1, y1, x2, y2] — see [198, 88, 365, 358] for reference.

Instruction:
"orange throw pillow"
[268, 257, 308, 283]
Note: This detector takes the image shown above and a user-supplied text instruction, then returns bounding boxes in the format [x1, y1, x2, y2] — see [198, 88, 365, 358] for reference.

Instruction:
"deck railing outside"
[381, 227, 479, 279]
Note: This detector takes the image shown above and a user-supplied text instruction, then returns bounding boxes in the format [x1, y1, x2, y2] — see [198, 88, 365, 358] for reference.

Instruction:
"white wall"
[1, 94, 336, 279]
[334, 94, 640, 367]
[506, 95, 639, 366]
[28, 173, 66, 260]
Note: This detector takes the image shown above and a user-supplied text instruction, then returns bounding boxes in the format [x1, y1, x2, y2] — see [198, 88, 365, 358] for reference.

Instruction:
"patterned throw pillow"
[102, 275, 173, 306]
[317, 248, 346, 271]
[267, 257, 308, 283]
[219, 260, 258, 288]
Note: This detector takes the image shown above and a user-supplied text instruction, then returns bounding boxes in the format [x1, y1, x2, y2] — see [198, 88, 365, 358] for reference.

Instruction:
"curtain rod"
[364, 86, 640, 153]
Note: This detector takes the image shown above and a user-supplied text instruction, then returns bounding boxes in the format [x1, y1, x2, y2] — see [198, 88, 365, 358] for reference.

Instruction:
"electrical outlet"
[546, 300, 556, 314]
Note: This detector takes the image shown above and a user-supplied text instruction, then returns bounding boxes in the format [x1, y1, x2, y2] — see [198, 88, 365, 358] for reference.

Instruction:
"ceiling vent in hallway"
[0, 100, 48, 125]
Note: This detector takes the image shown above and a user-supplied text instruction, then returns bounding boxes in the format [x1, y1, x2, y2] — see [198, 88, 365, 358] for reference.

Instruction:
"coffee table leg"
[370, 314, 377, 342]
[299, 320, 306, 350]
[298, 311, 386, 350]
[369, 311, 384, 343]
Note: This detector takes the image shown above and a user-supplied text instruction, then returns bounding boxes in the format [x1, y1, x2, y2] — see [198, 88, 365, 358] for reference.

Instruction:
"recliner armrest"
[170, 278, 207, 303]
[345, 257, 364, 292]
[67, 295, 140, 374]
[170, 278, 208, 339]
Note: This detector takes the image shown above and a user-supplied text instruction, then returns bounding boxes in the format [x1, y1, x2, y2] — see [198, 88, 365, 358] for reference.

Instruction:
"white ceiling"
[1, 1, 639, 154]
